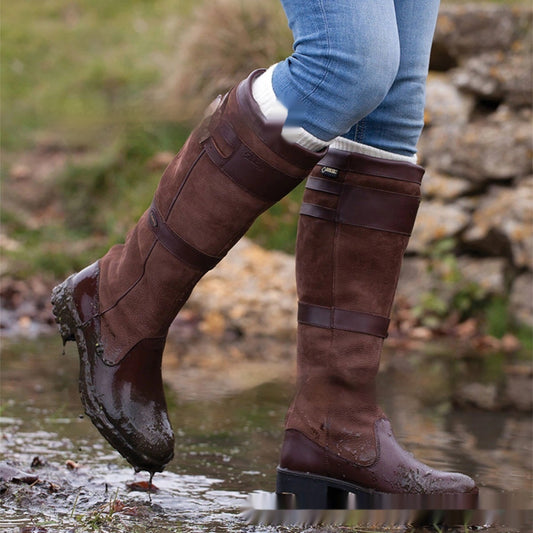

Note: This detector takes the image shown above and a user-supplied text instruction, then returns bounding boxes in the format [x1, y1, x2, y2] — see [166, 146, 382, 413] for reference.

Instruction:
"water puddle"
[1, 335, 531, 532]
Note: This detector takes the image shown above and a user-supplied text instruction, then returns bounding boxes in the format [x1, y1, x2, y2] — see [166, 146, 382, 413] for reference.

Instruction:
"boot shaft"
[286, 149, 425, 465]
[97, 71, 326, 364]
[295, 149, 424, 383]
[296, 150, 424, 319]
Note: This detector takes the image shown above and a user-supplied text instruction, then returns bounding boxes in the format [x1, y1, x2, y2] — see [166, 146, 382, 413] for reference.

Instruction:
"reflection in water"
[1, 335, 532, 532]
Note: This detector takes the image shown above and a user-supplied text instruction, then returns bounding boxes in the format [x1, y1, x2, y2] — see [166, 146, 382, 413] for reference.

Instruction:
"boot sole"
[276, 467, 479, 510]
[51, 277, 173, 473]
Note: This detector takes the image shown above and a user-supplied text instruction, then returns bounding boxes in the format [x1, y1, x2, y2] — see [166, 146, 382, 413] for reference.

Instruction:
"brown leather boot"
[51, 70, 326, 474]
[276, 149, 478, 509]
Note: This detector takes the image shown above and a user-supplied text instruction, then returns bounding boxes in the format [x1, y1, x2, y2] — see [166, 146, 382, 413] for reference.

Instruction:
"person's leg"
[253, 0, 401, 148]
[277, 0, 478, 506]
[278, 151, 478, 507]
[51, 0, 407, 476]
[51, 71, 326, 474]
[339, 0, 441, 158]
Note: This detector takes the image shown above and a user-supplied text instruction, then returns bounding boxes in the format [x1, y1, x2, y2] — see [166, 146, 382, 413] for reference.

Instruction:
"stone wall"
[402, 4, 532, 326]
[189, 4, 533, 336]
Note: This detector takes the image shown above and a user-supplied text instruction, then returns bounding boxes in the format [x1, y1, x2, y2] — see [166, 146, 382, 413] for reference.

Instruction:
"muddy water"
[1, 335, 531, 532]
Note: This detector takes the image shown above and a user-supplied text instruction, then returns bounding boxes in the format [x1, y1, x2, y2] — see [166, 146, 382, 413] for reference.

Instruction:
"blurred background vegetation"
[1, 0, 531, 351]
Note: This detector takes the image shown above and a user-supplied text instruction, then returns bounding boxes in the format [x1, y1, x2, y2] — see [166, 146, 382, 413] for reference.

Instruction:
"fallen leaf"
[126, 480, 159, 493]
[65, 460, 79, 470]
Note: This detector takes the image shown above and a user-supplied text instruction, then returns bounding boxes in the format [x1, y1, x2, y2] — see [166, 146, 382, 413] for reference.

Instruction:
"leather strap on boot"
[144, 69, 327, 274]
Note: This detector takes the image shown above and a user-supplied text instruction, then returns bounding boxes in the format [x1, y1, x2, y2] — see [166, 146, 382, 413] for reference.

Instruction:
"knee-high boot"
[277, 149, 478, 508]
[51, 70, 326, 473]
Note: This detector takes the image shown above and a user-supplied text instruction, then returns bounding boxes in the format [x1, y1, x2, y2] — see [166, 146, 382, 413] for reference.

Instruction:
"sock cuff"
[252, 65, 329, 151]
[331, 137, 418, 164]
[281, 126, 331, 152]
[251, 64, 288, 122]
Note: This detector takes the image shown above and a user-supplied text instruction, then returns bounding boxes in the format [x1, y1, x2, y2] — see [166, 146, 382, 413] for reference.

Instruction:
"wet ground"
[1, 335, 532, 532]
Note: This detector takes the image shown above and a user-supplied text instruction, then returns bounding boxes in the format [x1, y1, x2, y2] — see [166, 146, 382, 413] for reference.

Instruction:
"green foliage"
[246, 183, 305, 253]
[484, 296, 511, 339]
[484, 295, 533, 357]
[58, 122, 189, 236]
[413, 238, 490, 326]
[412, 239, 533, 353]
[414, 292, 449, 329]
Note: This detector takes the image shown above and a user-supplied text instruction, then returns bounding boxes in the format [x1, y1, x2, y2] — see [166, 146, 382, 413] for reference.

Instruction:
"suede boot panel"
[295, 177, 339, 307]
[99, 246, 199, 365]
[285, 164, 385, 464]
[286, 325, 384, 466]
[163, 153, 270, 256]
[334, 224, 410, 316]
[285, 176, 337, 449]
[153, 131, 204, 219]
[295, 217, 336, 307]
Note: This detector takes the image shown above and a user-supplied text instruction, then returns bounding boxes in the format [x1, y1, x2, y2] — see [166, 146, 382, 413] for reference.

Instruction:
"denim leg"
[344, 0, 441, 157]
[272, 0, 400, 142]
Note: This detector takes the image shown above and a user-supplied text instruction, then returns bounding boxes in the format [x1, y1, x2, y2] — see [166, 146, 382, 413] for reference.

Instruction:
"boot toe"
[435, 471, 478, 494]
[88, 338, 175, 471]
[115, 415, 175, 472]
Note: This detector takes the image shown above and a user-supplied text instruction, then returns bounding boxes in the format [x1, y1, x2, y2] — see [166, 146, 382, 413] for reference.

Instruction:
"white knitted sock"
[251, 65, 288, 122]
[331, 137, 418, 164]
[252, 65, 330, 152]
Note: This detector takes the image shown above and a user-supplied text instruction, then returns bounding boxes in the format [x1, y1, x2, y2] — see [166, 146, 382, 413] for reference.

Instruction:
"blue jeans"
[272, 0, 440, 157]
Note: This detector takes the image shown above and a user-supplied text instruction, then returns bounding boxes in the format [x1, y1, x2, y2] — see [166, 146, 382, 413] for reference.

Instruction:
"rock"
[500, 333, 522, 354]
[9, 164, 32, 180]
[504, 365, 533, 412]
[453, 51, 532, 107]
[0, 232, 21, 253]
[422, 169, 473, 200]
[399, 257, 506, 311]
[185, 238, 297, 339]
[407, 201, 469, 253]
[455, 382, 498, 410]
[510, 272, 533, 327]
[425, 73, 475, 126]
[419, 111, 532, 181]
[456, 257, 506, 295]
[431, 5, 531, 68]
[463, 179, 533, 269]
[397, 257, 432, 306]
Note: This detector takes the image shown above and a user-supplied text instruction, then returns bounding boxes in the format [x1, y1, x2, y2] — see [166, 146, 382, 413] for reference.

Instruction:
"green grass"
[1, 0, 198, 150]
[2, 121, 190, 277]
